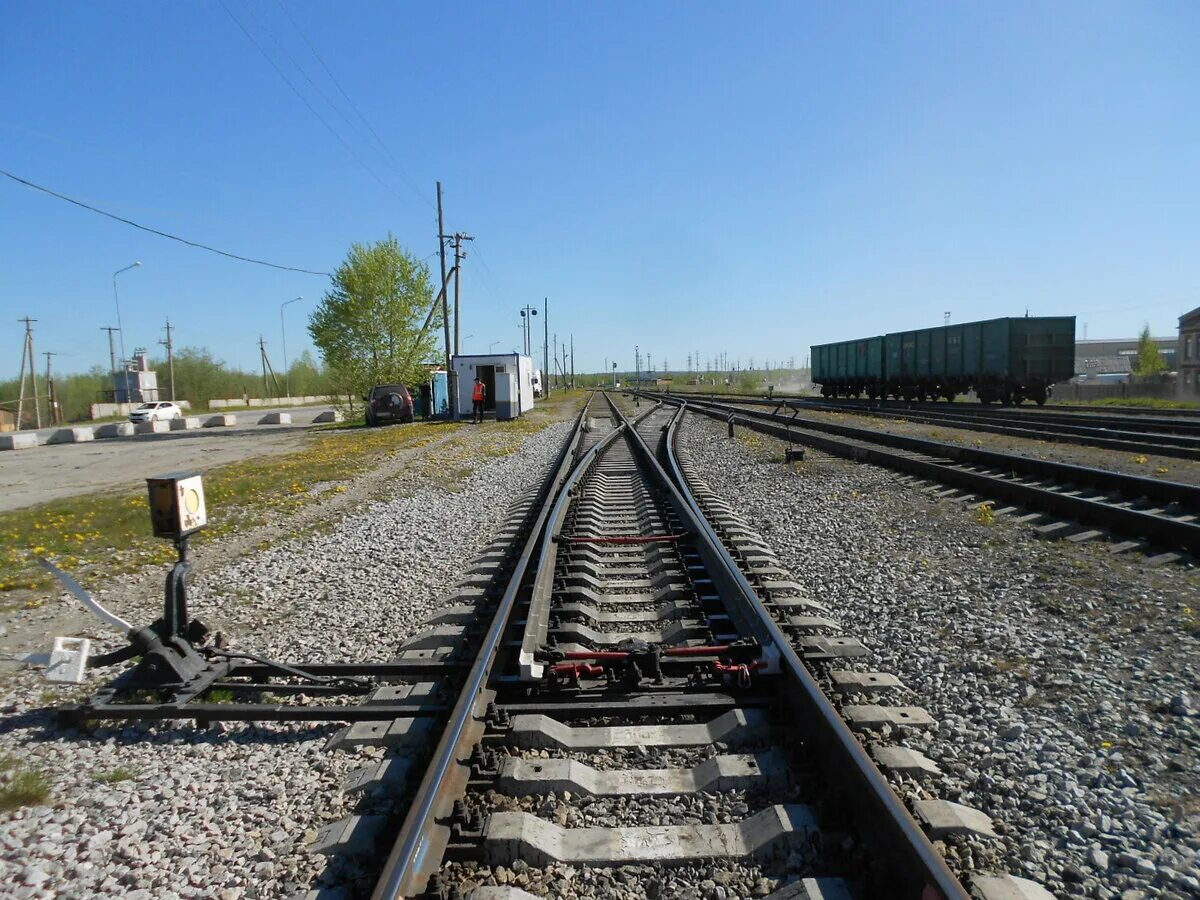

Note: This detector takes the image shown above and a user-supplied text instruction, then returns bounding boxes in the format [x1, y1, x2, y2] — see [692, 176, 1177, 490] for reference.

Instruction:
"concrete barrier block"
[209, 399, 229, 409]
[94, 422, 135, 438]
[134, 420, 170, 434]
[169, 417, 201, 431]
[47, 427, 96, 444]
[258, 412, 291, 425]
[248, 399, 269, 407]
[204, 414, 237, 427]
[0, 433, 39, 451]
[313, 410, 344, 424]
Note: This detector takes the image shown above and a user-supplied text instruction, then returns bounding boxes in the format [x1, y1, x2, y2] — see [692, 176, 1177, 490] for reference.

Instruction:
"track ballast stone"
[678, 413, 1200, 899]
[0, 421, 572, 899]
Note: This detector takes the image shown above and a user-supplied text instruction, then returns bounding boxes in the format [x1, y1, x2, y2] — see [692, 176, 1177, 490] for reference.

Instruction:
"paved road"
[0, 407, 337, 513]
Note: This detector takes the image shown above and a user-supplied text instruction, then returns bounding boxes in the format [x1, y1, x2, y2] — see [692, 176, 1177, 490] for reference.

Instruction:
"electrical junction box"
[147, 473, 207, 539]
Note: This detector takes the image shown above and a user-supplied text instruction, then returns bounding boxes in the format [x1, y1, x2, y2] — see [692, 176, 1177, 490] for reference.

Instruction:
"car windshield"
[137, 403, 155, 410]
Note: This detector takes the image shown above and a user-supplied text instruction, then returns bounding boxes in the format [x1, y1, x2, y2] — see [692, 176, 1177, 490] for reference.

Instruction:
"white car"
[129, 401, 182, 423]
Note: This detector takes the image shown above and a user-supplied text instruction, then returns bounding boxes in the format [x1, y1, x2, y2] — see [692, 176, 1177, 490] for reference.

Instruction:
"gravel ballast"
[678, 413, 1200, 898]
[0, 419, 573, 899]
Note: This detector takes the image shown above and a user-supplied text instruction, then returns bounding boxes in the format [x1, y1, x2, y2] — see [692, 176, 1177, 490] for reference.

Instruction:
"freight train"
[811, 316, 1076, 405]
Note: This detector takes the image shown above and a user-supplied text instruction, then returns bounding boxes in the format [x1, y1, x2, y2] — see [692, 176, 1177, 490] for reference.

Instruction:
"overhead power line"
[221, 0, 433, 213]
[272, 0, 428, 207]
[1, 168, 331, 276]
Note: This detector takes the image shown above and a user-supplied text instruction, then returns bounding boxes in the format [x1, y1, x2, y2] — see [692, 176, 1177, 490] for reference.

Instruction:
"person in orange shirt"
[472, 377, 486, 424]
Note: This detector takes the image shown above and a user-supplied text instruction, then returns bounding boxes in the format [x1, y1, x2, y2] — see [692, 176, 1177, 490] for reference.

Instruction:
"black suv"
[365, 384, 414, 426]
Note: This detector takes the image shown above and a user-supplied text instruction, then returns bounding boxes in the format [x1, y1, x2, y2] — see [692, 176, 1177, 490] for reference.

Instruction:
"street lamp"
[489, 340, 500, 353]
[518, 306, 538, 355]
[280, 296, 302, 398]
[112, 262, 141, 401]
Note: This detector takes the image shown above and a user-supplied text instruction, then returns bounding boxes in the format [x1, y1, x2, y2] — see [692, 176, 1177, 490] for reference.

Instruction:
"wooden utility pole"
[436, 182, 455, 418]
[16, 317, 40, 429]
[570, 333, 574, 388]
[543, 297, 549, 399]
[258, 336, 281, 398]
[44, 351, 59, 425]
[160, 318, 176, 402]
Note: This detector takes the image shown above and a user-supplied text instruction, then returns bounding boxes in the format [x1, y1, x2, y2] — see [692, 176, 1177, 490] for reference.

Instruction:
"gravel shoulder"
[678, 413, 1200, 899]
[0, 400, 581, 899]
[760, 406, 1200, 486]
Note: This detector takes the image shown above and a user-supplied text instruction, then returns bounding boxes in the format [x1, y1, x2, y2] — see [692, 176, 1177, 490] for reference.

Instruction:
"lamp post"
[518, 306, 538, 355]
[112, 261, 141, 401]
[280, 296, 303, 399]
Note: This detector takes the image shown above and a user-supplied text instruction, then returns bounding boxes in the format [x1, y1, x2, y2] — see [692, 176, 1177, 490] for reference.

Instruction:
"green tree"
[308, 235, 439, 411]
[1133, 323, 1166, 377]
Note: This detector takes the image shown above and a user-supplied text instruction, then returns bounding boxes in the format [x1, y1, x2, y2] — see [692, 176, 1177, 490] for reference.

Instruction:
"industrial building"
[112, 349, 160, 404]
[1073, 336, 1178, 382]
[1179, 306, 1200, 397]
[451, 353, 536, 420]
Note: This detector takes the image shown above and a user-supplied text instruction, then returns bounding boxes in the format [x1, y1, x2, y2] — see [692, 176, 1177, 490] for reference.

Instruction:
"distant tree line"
[0, 347, 335, 424]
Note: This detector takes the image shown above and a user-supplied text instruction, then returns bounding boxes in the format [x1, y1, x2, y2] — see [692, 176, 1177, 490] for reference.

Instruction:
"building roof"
[1179, 306, 1200, 328]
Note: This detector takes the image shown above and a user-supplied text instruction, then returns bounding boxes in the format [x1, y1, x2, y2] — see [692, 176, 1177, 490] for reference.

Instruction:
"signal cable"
[1, 168, 331, 276]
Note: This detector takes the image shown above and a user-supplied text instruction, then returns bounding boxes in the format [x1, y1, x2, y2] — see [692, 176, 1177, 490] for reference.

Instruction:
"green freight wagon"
[810, 336, 883, 398]
[812, 316, 1075, 404]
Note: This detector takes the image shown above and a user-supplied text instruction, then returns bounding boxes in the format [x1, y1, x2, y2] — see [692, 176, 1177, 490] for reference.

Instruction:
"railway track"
[302, 393, 1047, 900]
[669, 395, 1200, 460]
[641, 393, 1200, 562]
[690, 390, 1200, 421]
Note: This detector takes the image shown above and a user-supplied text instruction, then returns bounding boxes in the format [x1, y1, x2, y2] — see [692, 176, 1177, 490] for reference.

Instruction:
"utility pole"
[101, 326, 120, 375]
[436, 182, 455, 418]
[160, 317, 176, 402]
[444, 231, 474, 357]
[16, 317, 40, 429]
[543, 297, 549, 399]
[635, 344, 640, 406]
[43, 350, 61, 424]
[570, 333, 574, 388]
[44, 351, 59, 425]
[258, 336, 281, 398]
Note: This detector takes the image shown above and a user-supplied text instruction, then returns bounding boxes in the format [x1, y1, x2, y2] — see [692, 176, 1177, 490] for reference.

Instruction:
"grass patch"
[91, 767, 137, 784]
[414, 412, 565, 491]
[1060, 396, 1200, 410]
[0, 757, 52, 811]
[0, 420, 465, 598]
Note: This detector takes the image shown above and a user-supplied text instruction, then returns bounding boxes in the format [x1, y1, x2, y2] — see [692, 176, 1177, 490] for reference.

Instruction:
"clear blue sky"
[2, 1, 1197, 378]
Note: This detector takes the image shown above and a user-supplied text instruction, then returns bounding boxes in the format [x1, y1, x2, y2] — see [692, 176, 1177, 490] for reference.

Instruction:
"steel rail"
[803, 399, 1200, 431]
[680, 389, 1200, 421]
[373, 394, 663, 897]
[610, 400, 783, 666]
[652, 393, 1200, 555]
[518, 401, 634, 679]
[656, 403, 970, 900]
[371, 395, 597, 899]
[718, 397, 1200, 458]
